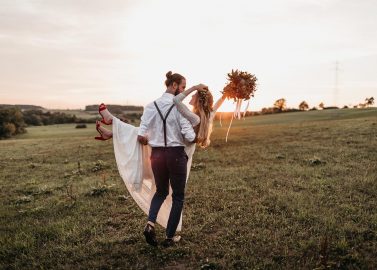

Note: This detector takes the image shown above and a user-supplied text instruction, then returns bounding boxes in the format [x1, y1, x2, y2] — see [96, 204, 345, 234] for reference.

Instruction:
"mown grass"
[1, 108, 376, 269]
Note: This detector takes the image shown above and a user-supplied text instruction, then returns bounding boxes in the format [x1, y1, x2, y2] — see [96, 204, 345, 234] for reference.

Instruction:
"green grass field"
[1, 108, 376, 269]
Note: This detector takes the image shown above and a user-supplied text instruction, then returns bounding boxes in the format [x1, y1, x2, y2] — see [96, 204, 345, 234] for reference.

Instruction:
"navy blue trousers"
[148, 146, 188, 238]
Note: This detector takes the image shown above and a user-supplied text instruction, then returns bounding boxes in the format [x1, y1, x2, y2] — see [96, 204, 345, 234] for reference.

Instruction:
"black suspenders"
[154, 102, 175, 147]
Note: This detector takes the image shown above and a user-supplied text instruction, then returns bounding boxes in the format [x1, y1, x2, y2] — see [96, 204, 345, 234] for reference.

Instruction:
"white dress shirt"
[138, 92, 196, 147]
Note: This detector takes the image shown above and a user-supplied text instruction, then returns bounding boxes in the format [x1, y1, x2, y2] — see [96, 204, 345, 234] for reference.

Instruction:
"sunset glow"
[0, 0, 376, 111]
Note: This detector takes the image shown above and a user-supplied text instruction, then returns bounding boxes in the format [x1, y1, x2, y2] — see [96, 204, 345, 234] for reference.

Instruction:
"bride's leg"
[99, 104, 115, 124]
[103, 109, 114, 123]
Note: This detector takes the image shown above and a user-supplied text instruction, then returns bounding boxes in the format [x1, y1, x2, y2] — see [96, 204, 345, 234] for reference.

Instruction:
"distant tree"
[2, 123, 16, 137]
[261, 107, 268, 114]
[23, 111, 43, 126]
[299, 101, 309, 111]
[319, 102, 324, 109]
[365, 97, 374, 107]
[0, 108, 27, 139]
[261, 107, 279, 114]
[273, 98, 286, 112]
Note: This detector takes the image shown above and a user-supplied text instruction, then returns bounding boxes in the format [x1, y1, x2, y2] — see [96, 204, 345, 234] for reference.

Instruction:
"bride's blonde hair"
[193, 90, 214, 148]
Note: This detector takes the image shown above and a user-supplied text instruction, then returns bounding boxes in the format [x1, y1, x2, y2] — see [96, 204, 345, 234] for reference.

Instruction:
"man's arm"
[177, 111, 196, 143]
[137, 135, 148, 145]
[138, 103, 153, 145]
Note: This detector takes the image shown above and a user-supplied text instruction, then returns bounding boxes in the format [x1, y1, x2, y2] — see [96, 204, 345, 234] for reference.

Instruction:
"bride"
[95, 71, 226, 233]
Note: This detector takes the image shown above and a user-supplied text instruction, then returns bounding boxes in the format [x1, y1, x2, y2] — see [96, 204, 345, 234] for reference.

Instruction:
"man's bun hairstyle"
[165, 71, 185, 87]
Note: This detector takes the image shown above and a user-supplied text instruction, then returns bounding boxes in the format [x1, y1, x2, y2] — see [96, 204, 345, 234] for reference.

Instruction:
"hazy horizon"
[1, 99, 375, 112]
[1, 0, 376, 111]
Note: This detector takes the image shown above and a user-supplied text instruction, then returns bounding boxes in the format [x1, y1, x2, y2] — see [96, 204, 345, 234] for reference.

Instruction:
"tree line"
[261, 97, 374, 114]
[214, 96, 375, 119]
[1, 97, 374, 139]
[0, 108, 96, 139]
[85, 104, 143, 113]
[22, 109, 95, 126]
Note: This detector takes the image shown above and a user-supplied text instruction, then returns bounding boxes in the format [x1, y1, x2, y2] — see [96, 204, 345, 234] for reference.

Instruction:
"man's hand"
[137, 135, 148, 145]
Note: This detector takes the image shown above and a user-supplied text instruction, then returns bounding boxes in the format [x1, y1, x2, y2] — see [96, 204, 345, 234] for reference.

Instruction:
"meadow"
[1, 108, 376, 269]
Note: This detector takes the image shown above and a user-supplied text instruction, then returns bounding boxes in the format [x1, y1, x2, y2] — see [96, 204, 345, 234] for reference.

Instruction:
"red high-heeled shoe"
[99, 103, 112, 125]
[95, 121, 112, 140]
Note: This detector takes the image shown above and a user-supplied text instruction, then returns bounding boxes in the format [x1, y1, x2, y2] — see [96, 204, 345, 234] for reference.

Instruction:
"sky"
[0, 0, 376, 111]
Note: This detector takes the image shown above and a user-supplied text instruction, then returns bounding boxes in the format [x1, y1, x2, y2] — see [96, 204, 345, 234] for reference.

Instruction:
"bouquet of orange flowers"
[221, 70, 257, 142]
[222, 69, 257, 101]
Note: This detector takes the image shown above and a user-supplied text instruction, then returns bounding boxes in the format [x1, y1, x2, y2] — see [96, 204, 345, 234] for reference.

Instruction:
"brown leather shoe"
[143, 224, 158, 246]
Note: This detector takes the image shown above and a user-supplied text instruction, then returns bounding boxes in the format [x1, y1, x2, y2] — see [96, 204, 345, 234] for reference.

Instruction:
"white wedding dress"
[112, 90, 224, 231]
[112, 117, 196, 231]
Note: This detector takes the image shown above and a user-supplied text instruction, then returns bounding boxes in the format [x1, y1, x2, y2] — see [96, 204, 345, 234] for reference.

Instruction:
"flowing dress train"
[112, 117, 196, 231]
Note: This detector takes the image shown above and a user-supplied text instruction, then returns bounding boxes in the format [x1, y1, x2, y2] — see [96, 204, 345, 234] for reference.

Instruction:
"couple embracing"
[95, 71, 226, 247]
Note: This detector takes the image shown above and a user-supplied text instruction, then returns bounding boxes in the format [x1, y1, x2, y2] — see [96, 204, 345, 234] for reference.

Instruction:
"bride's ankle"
[104, 109, 114, 120]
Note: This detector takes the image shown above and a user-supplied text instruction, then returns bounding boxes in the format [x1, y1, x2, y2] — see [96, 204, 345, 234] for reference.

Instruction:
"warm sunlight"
[0, 0, 376, 111]
[1, 1, 377, 268]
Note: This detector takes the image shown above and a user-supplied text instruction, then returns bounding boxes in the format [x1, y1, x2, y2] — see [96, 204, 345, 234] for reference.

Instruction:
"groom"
[137, 72, 200, 247]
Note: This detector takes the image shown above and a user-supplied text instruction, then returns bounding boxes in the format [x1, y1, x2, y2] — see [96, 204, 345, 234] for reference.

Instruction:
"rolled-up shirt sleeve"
[138, 103, 153, 136]
[178, 112, 196, 143]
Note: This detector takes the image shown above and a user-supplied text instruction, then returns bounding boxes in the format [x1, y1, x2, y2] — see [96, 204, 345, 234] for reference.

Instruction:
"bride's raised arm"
[173, 86, 201, 127]
[212, 93, 227, 113]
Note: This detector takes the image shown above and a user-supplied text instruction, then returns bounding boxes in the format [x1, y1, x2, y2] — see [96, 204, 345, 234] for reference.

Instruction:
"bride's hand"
[195, 84, 208, 91]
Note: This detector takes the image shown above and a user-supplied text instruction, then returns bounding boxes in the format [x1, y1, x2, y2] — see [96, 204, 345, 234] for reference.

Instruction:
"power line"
[333, 61, 340, 106]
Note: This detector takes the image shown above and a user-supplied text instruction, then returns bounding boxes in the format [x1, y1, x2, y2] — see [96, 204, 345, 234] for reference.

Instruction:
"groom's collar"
[162, 92, 174, 99]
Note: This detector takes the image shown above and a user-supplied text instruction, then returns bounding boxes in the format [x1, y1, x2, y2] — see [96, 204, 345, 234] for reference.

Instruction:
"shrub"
[75, 124, 87, 129]
[0, 108, 27, 139]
